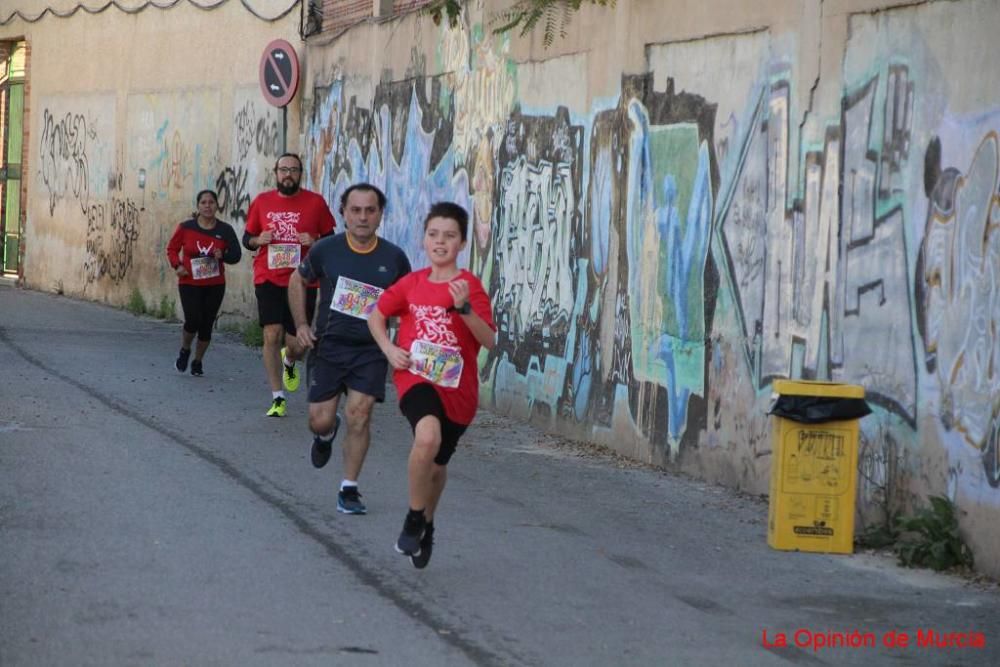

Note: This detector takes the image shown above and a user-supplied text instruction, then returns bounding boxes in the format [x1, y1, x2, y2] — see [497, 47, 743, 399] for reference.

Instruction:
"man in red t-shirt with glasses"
[243, 153, 335, 417]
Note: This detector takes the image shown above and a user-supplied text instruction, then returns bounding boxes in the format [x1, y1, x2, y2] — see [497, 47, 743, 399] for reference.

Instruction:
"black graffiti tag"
[216, 166, 251, 225]
[39, 109, 95, 216]
[234, 101, 280, 162]
[84, 197, 141, 283]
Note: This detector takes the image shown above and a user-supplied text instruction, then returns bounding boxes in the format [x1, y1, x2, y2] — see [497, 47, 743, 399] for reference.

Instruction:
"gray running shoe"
[337, 486, 366, 515]
[395, 510, 426, 556]
[410, 523, 434, 569]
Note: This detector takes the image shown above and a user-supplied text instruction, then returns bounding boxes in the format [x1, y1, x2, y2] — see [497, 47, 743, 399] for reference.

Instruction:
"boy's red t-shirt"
[376, 267, 496, 425]
[244, 189, 335, 286]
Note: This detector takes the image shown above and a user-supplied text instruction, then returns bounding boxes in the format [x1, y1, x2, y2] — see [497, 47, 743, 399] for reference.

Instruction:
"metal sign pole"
[281, 105, 287, 154]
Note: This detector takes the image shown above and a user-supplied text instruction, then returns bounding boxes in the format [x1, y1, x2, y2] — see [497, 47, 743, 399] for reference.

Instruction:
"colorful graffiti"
[302, 20, 1000, 520]
[623, 76, 717, 449]
[917, 130, 1000, 486]
[156, 127, 192, 192]
[127, 90, 221, 204]
[306, 77, 470, 265]
[716, 66, 918, 423]
[493, 106, 581, 359]
[306, 69, 719, 451]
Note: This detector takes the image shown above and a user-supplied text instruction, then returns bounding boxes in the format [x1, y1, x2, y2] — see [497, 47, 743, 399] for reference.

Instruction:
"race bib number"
[267, 243, 301, 270]
[189, 256, 220, 280]
[408, 340, 463, 388]
[330, 276, 384, 320]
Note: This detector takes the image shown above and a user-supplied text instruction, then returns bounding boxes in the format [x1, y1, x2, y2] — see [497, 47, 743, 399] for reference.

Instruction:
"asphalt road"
[2, 282, 999, 666]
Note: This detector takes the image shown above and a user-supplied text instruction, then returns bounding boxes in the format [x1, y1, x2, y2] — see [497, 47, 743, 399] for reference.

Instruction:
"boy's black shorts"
[307, 342, 388, 403]
[255, 281, 316, 335]
[399, 383, 467, 466]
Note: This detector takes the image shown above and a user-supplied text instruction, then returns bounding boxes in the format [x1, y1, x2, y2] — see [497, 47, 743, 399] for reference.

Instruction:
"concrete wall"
[0, 0, 301, 319]
[299, 0, 1000, 575]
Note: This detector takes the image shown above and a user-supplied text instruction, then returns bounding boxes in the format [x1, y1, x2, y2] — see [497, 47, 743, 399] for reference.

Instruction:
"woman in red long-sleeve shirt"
[165, 189, 241, 376]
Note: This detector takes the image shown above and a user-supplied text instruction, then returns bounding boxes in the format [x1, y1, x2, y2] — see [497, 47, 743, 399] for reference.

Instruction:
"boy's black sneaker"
[190, 359, 203, 376]
[410, 522, 434, 569]
[310, 414, 341, 469]
[395, 510, 426, 556]
[175, 347, 190, 373]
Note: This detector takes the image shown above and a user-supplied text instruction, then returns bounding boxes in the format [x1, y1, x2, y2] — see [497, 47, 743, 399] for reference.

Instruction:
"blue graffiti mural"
[307, 80, 470, 267]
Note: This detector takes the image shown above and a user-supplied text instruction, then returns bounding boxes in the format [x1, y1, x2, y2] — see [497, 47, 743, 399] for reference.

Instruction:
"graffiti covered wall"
[5, 0, 299, 313]
[302, 0, 1000, 574]
[31, 94, 127, 293]
[218, 87, 283, 227]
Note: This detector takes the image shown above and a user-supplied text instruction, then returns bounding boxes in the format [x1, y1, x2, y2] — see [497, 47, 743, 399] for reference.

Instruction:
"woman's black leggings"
[178, 284, 226, 341]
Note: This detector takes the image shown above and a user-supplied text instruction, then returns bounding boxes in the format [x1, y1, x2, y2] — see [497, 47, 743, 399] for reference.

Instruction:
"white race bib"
[189, 256, 220, 280]
[408, 339, 463, 388]
[330, 276, 384, 320]
[267, 243, 301, 270]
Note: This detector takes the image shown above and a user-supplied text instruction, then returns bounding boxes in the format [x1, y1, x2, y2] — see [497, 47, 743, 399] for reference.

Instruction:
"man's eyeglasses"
[277, 167, 302, 174]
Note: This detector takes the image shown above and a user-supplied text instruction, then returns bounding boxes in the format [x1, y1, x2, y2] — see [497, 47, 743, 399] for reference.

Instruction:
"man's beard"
[277, 180, 300, 196]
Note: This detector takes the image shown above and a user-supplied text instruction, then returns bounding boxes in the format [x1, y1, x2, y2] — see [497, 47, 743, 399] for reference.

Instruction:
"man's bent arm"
[288, 272, 309, 329]
[368, 309, 391, 352]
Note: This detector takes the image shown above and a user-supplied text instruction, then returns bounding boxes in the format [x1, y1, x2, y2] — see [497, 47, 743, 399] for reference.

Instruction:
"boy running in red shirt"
[368, 202, 496, 568]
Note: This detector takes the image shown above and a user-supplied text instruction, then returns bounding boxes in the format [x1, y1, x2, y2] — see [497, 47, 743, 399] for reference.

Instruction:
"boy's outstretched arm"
[368, 309, 412, 369]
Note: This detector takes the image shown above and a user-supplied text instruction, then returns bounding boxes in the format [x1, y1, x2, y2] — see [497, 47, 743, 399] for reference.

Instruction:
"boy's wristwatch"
[449, 302, 472, 315]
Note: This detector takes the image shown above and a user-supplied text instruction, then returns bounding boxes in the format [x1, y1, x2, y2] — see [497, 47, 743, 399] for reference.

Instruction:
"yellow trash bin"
[767, 379, 870, 554]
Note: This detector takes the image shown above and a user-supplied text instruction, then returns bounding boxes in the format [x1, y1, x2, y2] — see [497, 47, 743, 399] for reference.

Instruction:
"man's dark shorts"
[255, 281, 316, 336]
[399, 383, 467, 466]
[307, 341, 388, 404]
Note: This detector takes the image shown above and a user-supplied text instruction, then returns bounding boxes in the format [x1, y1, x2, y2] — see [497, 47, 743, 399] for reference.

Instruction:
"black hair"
[340, 183, 387, 213]
[274, 153, 303, 171]
[195, 189, 218, 205]
[424, 202, 469, 242]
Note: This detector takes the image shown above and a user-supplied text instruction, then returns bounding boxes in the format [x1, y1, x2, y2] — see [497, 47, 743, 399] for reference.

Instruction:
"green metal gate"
[1, 42, 26, 276]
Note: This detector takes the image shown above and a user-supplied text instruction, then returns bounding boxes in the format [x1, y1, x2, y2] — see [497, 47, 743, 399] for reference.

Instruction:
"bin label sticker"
[789, 497, 839, 537]
[781, 427, 851, 494]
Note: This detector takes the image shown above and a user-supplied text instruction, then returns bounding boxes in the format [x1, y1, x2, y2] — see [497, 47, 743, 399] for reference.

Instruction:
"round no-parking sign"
[259, 39, 300, 108]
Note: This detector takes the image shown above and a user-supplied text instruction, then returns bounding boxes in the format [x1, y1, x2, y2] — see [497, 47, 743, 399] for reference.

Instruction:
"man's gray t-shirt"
[298, 233, 411, 348]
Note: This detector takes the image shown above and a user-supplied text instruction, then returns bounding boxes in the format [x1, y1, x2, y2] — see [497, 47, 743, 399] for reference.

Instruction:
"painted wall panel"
[2, 0, 301, 312]
[297, 0, 1000, 576]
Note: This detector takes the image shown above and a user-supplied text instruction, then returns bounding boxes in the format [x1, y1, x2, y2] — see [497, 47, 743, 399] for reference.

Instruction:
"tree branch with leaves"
[426, 0, 616, 47]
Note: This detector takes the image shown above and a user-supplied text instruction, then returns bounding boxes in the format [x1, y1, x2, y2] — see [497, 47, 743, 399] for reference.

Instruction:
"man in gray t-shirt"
[289, 183, 411, 514]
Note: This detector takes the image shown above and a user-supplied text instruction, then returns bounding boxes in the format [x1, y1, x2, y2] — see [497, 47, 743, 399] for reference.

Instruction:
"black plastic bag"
[768, 394, 872, 424]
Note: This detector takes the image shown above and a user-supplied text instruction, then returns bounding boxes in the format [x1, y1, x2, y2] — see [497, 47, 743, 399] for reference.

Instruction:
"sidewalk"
[1, 282, 998, 666]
